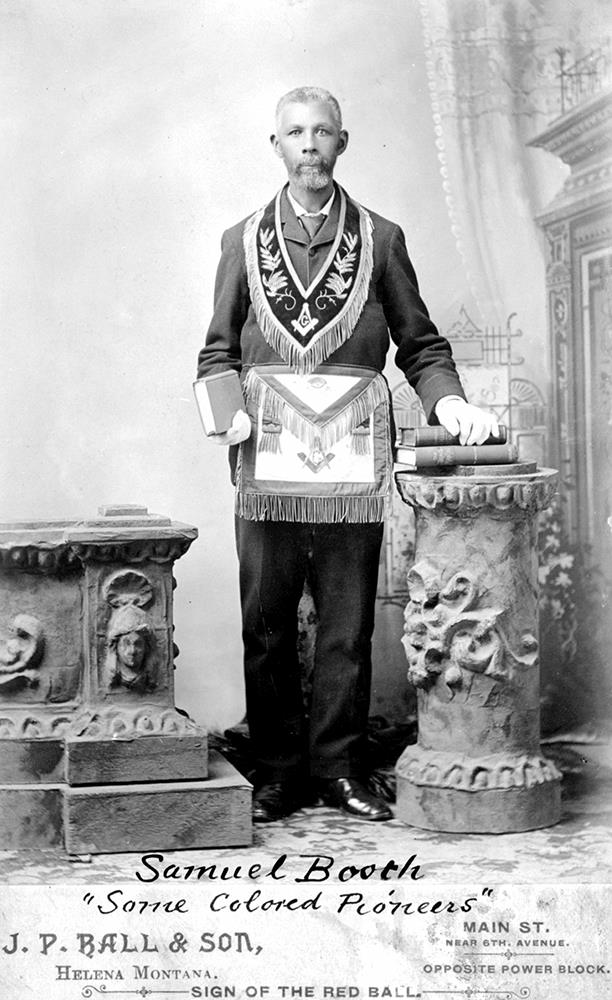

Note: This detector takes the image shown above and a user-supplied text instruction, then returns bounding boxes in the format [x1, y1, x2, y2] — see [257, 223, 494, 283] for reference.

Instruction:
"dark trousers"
[235, 517, 384, 783]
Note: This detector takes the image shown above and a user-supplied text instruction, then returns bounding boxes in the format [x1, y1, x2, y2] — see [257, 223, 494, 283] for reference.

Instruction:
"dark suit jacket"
[197, 185, 465, 422]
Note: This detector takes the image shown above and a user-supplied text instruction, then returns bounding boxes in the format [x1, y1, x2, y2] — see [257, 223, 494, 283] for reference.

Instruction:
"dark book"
[454, 461, 537, 476]
[193, 370, 245, 436]
[396, 424, 508, 448]
[394, 443, 519, 468]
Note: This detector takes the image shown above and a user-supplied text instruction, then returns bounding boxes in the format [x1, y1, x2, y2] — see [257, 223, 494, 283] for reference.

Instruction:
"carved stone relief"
[395, 471, 557, 518]
[69, 705, 201, 740]
[76, 538, 192, 565]
[102, 570, 156, 694]
[0, 710, 74, 739]
[0, 614, 45, 692]
[402, 560, 538, 692]
[399, 747, 560, 792]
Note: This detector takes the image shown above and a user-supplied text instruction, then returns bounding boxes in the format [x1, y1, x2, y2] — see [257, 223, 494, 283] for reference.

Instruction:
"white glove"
[209, 409, 252, 446]
[434, 396, 499, 446]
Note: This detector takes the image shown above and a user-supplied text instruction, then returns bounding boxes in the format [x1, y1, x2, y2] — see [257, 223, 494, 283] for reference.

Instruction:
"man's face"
[271, 100, 348, 190]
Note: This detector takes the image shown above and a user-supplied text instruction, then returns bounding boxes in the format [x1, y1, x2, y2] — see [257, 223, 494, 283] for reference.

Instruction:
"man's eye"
[317, 128, 330, 135]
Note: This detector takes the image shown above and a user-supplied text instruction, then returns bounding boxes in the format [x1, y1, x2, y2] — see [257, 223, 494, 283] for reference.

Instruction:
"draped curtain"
[417, 0, 588, 329]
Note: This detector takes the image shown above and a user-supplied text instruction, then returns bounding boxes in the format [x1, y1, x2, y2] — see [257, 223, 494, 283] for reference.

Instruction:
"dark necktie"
[300, 213, 325, 241]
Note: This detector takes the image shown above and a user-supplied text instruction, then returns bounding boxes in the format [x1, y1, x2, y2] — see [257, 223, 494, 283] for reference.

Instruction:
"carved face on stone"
[0, 614, 45, 687]
[107, 605, 152, 688]
[116, 630, 147, 671]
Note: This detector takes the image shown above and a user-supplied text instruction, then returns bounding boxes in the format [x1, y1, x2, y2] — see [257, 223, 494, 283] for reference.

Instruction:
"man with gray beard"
[197, 86, 497, 823]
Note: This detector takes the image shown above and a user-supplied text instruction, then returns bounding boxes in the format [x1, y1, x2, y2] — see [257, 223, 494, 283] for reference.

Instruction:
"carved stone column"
[394, 470, 561, 833]
[0, 505, 251, 852]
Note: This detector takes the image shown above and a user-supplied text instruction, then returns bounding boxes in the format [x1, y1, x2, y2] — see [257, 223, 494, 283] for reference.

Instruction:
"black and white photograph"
[0, 1, 610, 997]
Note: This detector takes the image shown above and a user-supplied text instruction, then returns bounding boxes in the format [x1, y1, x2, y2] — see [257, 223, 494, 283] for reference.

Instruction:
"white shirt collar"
[286, 187, 336, 219]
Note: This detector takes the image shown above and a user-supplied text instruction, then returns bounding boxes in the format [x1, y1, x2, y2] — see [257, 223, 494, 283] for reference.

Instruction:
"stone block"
[396, 776, 562, 834]
[63, 751, 251, 854]
[65, 734, 208, 785]
[0, 739, 64, 783]
[0, 785, 64, 848]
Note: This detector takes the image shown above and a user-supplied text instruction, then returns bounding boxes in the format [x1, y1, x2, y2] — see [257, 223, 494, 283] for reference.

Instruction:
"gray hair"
[275, 87, 343, 131]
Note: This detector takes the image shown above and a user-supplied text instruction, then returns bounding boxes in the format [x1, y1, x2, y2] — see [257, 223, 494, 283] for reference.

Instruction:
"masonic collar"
[243, 184, 374, 373]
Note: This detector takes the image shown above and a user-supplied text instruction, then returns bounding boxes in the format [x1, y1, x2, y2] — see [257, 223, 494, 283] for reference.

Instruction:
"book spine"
[397, 424, 508, 447]
[397, 443, 518, 468]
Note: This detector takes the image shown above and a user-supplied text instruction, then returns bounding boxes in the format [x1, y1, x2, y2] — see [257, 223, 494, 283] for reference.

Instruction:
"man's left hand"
[434, 396, 499, 446]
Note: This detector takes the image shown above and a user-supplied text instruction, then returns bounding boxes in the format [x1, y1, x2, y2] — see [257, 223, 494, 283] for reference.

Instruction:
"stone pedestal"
[0, 505, 251, 852]
[394, 470, 561, 833]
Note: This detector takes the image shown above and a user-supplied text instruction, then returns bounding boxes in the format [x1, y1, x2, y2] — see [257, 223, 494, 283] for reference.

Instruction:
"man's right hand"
[209, 409, 252, 446]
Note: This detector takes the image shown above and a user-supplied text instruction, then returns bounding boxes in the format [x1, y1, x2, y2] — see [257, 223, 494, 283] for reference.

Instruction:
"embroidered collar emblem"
[244, 186, 374, 373]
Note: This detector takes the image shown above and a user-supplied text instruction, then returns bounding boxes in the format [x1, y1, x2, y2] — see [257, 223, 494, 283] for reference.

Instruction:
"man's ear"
[337, 129, 349, 156]
[270, 134, 283, 158]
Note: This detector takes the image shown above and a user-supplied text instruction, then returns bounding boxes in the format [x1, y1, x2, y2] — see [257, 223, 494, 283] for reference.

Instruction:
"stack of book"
[394, 424, 532, 473]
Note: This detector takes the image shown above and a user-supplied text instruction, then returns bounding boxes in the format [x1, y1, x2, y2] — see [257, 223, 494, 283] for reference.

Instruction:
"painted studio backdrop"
[1, 0, 610, 740]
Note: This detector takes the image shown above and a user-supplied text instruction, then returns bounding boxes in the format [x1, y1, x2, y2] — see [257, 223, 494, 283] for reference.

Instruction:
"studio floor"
[0, 735, 610, 885]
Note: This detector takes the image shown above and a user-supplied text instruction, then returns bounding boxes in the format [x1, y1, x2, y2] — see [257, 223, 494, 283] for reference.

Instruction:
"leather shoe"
[252, 782, 303, 823]
[317, 777, 393, 821]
